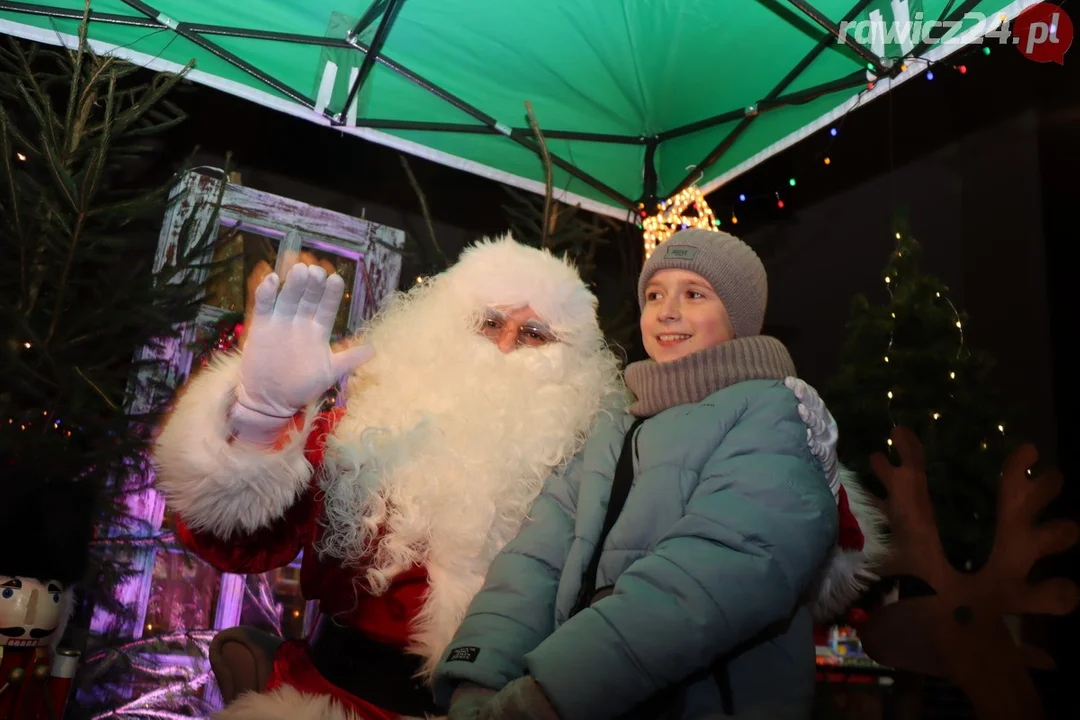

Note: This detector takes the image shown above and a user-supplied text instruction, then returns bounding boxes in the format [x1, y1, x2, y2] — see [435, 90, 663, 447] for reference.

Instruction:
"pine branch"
[1, 24, 232, 718]
[397, 153, 449, 269]
[524, 100, 553, 248]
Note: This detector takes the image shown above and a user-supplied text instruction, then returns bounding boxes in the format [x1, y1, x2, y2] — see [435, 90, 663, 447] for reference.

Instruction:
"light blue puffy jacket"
[432, 379, 838, 719]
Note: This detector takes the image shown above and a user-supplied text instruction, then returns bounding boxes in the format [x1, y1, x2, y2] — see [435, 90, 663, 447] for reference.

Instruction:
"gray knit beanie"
[637, 229, 768, 338]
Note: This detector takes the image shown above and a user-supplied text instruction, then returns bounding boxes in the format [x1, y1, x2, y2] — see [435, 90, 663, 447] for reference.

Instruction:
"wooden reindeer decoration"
[859, 426, 1079, 720]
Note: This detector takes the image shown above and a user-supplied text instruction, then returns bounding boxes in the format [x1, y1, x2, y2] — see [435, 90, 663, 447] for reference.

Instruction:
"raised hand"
[785, 377, 839, 495]
[230, 263, 374, 443]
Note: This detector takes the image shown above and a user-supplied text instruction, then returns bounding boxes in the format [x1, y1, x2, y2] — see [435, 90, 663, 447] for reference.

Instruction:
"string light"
[15, 152, 26, 161]
[715, 46, 989, 226]
[641, 185, 720, 258]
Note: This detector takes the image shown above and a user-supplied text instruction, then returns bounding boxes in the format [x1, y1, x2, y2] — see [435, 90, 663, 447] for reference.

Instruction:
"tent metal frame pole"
[656, 67, 866, 144]
[118, 0, 318, 109]
[336, 0, 406, 124]
[908, 0, 982, 58]
[0, 0, 639, 209]
[0, 0, 156, 27]
[330, 38, 639, 209]
[641, 138, 659, 210]
[666, 0, 880, 197]
[783, 0, 887, 75]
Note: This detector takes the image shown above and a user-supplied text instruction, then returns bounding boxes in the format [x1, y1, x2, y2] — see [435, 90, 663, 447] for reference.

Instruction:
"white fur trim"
[807, 464, 889, 622]
[409, 556, 492, 678]
[444, 235, 599, 346]
[213, 686, 442, 720]
[153, 353, 318, 538]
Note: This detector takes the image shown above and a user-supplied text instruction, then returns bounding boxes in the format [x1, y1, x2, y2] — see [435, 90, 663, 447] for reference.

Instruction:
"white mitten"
[230, 263, 375, 444]
[785, 377, 839, 497]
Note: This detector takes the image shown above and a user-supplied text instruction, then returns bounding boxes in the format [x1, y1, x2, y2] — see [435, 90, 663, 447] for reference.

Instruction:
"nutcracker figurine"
[0, 472, 95, 720]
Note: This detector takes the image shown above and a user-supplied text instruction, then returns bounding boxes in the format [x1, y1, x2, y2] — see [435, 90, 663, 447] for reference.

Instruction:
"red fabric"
[265, 641, 399, 720]
[845, 607, 869, 627]
[174, 409, 431, 716]
[836, 485, 865, 552]
[0, 646, 67, 720]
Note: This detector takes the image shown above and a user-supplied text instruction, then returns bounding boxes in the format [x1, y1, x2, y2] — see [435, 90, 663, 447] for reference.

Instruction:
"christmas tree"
[824, 218, 1017, 574]
[0, 10, 227, 717]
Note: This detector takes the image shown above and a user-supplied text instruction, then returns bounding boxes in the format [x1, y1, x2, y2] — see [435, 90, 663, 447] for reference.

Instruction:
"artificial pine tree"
[0, 12, 226, 718]
[824, 220, 1017, 575]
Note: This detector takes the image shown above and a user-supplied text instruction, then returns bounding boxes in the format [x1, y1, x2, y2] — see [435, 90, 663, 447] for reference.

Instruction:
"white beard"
[314, 274, 624, 673]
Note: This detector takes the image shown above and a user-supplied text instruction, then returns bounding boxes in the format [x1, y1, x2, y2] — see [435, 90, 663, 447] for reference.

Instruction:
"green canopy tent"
[0, 0, 1039, 219]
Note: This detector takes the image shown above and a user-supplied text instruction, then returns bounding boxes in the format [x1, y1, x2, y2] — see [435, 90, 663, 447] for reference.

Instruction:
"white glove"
[230, 263, 375, 444]
[785, 377, 840, 497]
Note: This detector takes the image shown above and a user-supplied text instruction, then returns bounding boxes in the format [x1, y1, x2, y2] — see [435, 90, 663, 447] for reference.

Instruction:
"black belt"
[307, 614, 441, 716]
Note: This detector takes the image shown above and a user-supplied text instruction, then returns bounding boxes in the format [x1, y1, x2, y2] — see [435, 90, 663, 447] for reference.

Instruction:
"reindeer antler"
[859, 428, 1078, 720]
[868, 427, 951, 591]
[982, 443, 1080, 618]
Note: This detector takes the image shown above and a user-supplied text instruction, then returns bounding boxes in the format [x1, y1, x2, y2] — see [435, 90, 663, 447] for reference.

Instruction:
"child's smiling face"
[640, 269, 735, 363]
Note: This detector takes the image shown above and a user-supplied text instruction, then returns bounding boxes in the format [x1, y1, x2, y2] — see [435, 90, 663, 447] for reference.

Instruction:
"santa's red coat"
[176, 410, 425, 720]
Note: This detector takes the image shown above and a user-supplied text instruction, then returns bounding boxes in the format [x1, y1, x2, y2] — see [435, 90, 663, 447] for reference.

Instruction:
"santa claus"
[152, 236, 856, 720]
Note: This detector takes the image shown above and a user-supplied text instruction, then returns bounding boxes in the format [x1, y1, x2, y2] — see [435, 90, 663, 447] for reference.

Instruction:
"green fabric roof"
[0, 0, 1037, 218]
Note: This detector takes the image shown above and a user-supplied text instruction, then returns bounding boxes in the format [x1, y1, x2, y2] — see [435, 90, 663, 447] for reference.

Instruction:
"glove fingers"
[252, 273, 280, 318]
[314, 273, 346, 329]
[275, 263, 311, 319]
[329, 343, 375, 378]
[296, 265, 328, 320]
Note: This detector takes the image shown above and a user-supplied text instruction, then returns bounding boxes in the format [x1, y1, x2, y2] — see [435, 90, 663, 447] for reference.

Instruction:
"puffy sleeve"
[523, 385, 839, 720]
[153, 353, 339, 573]
[430, 450, 587, 708]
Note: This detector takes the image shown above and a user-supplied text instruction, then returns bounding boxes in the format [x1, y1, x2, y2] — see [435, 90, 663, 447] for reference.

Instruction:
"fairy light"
[641, 185, 720, 258]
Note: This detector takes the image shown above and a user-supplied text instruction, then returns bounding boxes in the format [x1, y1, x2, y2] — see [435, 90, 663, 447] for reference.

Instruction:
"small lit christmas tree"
[824, 217, 1017, 573]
